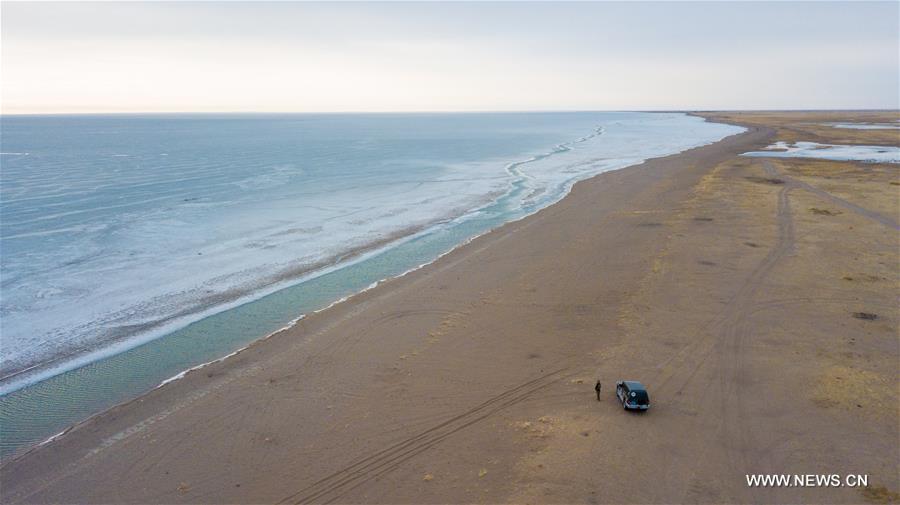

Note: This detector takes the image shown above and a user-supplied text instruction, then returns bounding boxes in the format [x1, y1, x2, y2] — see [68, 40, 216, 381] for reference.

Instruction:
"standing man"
[595, 380, 602, 401]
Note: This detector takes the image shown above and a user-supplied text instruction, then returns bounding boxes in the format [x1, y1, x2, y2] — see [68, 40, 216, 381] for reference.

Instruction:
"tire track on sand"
[711, 170, 797, 503]
[276, 367, 570, 504]
[763, 160, 899, 231]
[661, 169, 797, 503]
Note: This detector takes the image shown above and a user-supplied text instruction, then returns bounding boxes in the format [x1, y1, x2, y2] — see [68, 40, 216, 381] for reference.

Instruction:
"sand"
[1, 112, 898, 504]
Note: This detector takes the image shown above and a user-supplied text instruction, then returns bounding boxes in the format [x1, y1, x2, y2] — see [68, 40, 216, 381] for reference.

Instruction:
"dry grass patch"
[860, 484, 900, 504]
[697, 111, 900, 146]
[811, 365, 893, 415]
[809, 207, 842, 216]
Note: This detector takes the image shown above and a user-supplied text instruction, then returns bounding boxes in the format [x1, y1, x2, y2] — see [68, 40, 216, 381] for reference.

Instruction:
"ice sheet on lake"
[743, 141, 900, 163]
[826, 122, 900, 130]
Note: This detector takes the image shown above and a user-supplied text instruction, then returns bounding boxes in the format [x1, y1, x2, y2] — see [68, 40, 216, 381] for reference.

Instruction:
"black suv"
[616, 381, 650, 411]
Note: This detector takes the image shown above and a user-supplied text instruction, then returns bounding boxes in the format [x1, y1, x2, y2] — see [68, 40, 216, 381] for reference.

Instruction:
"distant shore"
[3, 112, 898, 504]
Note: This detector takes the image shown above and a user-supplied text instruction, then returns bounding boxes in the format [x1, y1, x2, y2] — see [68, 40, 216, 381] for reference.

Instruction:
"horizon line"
[3, 107, 899, 117]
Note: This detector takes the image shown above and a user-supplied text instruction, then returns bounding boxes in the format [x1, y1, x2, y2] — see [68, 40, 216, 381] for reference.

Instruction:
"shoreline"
[0, 114, 670, 395]
[0, 114, 741, 455]
[0, 116, 766, 464]
[145, 118, 739, 393]
[7, 111, 895, 504]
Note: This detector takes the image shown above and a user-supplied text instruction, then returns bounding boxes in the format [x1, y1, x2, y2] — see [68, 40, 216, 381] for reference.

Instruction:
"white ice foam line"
[36, 430, 67, 448]
[743, 141, 900, 163]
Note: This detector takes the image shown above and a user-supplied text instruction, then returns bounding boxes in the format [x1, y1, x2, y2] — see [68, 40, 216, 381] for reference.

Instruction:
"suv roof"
[622, 381, 647, 391]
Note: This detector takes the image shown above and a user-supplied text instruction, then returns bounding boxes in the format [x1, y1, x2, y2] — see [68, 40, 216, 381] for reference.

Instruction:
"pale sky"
[2, 1, 898, 114]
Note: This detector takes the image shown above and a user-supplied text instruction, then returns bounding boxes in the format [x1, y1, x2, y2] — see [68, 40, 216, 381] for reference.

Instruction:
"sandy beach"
[2, 112, 897, 504]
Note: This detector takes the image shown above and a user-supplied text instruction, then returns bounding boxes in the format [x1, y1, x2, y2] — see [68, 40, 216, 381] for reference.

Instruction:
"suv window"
[629, 390, 649, 404]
